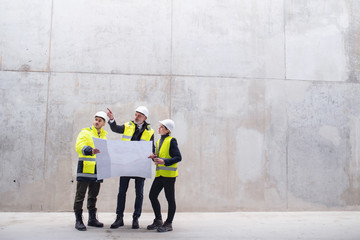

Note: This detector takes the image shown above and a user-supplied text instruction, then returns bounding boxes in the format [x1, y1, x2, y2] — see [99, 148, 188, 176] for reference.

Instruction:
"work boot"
[147, 219, 163, 230]
[88, 208, 104, 227]
[75, 210, 86, 231]
[132, 216, 139, 229]
[110, 215, 124, 229]
[157, 221, 173, 232]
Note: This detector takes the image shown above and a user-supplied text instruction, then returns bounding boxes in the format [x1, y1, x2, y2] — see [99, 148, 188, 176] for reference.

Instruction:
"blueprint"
[93, 137, 153, 179]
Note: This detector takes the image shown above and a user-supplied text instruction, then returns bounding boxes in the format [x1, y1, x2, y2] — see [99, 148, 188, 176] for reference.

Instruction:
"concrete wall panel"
[172, 77, 288, 211]
[50, 0, 172, 75]
[287, 82, 360, 208]
[172, 0, 285, 78]
[286, 1, 351, 82]
[0, 0, 52, 71]
[0, 71, 49, 210]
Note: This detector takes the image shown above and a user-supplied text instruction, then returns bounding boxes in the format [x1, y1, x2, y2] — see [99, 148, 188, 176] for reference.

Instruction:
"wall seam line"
[43, 0, 54, 180]
[169, 0, 174, 118]
[283, 0, 289, 210]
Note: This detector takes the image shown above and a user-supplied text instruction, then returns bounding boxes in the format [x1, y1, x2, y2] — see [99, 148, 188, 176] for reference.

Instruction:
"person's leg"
[147, 177, 164, 230]
[87, 182, 103, 227]
[157, 177, 176, 232]
[133, 177, 145, 218]
[74, 181, 88, 212]
[116, 177, 131, 216]
[163, 178, 176, 223]
[149, 177, 164, 219]
[132, 177, 145, 229]
[111, 177, 130, 228]
[73, 181, 89, 231]
[87, 182, 100, 211]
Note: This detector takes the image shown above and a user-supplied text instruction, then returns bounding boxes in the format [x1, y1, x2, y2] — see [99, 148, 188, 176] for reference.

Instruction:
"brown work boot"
[157, 221, 173, 232]
[147, 219, 163, 230]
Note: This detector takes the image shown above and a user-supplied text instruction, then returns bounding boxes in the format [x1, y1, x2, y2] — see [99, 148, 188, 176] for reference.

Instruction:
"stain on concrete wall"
[287, 83, 360, 208]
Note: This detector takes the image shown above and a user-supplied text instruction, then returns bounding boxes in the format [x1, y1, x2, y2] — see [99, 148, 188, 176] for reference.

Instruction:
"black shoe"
[88, 208, 104, 228]
[75, 210, 87, 231]
[157, 222, 173, 232]
[88, 218, 104, 228]
[132, 216, 139, 229]
[110, 215, 124, 229]
[147, 219, 163, 230]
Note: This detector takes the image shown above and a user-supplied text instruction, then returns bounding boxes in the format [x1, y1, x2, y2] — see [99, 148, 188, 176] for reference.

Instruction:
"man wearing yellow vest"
[106, 106, 155, 229]
[73, 111, 108, 231]
[147, 119, 182, 232]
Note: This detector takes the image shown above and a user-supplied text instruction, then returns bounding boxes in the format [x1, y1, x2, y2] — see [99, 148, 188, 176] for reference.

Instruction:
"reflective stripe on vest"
[77, 173, 98, 178]
[78, 157, 96, 162]
[122, 135, 132, 140]
[156, 166, 177, 171]
[122, 121, 154, 141]
[155, 136, 178, 178]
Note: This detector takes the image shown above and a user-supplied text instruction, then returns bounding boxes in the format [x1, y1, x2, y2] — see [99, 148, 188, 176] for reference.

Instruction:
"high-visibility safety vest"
[155, 136, 178, 178]
[121, 121, 154, 141]
[75, 126, 108, 181]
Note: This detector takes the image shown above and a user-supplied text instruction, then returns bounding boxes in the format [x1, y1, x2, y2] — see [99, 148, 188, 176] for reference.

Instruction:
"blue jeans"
[116, 176, 145, 218]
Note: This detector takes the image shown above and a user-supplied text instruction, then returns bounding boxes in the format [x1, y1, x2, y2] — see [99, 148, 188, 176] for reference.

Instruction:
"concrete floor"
[0, 211, 359, 240]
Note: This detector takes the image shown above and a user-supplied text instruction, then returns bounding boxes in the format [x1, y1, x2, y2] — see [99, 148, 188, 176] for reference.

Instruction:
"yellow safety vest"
[122, 121, 154, 141]
[75, 126, 108, 181]
[155, 136, 178, 178]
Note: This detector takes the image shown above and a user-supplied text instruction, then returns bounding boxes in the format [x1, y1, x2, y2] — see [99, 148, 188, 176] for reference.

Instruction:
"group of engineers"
[73, 106, 182, 233]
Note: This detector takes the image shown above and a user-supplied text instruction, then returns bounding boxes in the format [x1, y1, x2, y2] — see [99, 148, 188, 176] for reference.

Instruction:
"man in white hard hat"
[106, 106, 155, 229]
[73, 111, 108, 231]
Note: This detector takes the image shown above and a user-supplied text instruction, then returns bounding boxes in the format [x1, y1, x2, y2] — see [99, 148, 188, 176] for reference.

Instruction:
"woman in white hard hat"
[147, 119, 182, 232]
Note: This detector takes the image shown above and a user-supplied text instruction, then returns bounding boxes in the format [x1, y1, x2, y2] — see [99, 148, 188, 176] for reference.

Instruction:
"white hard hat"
[94, 111, 109, 122]
[135, 106, 149, 118]
[159, 119, 175, 132]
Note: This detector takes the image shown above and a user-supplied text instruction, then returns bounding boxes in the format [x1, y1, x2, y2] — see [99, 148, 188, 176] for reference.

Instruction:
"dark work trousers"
[116, 176, 145, 218]
[73, 181, 101, 212]
[149, 176, 176, 223]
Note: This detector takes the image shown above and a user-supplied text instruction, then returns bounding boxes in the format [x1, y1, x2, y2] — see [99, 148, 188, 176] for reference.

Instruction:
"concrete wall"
[1, 0, 360, 212]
